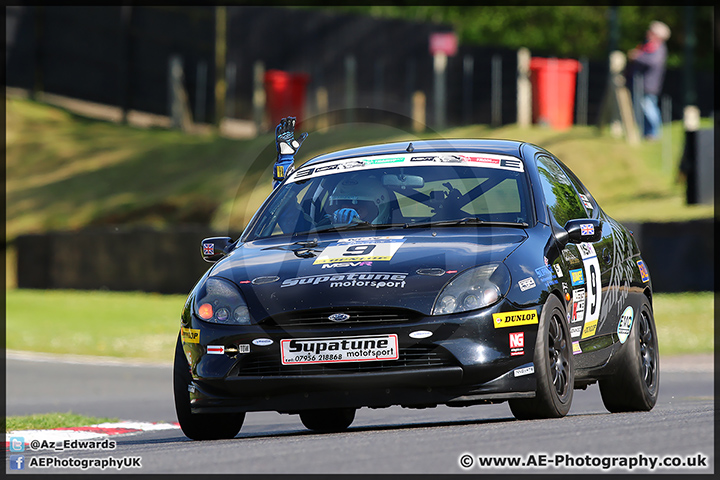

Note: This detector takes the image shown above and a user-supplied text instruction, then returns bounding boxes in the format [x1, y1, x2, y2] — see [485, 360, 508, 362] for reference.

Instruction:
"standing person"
[626, 21, 671, 140]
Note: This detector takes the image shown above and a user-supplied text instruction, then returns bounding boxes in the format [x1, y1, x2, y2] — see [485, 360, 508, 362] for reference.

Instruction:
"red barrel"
[529, 58, 581, 130]
[264, 70, 310, 129]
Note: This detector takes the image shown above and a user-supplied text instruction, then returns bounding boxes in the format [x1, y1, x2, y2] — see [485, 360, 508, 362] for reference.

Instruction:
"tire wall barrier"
[622, 219, 714, 293]
[16, 227, 241, 295]
[15, 220, 713, 294]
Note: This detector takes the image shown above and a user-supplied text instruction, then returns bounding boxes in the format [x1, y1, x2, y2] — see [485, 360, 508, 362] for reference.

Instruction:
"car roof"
[302, 139, 529, 167]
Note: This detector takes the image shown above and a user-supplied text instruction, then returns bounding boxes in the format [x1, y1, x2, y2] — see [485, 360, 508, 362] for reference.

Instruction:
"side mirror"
[564, 219, 602, 244]
[201, 237, 233, 262]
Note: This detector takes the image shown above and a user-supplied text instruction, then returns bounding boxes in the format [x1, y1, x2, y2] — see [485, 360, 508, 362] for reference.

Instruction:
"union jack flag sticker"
[203, 243, 215, 256]
[580, 224, 594, 236]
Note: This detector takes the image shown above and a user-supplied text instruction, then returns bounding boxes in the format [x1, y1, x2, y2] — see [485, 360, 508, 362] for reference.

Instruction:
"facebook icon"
[10, 455, 25, 470]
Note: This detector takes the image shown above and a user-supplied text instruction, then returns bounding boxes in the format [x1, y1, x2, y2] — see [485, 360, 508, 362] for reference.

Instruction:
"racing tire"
[299, 408, 356, 432]
[173, 335, 245, 440]
[509, 295, 574, 420]
[599, 297, 659, 412]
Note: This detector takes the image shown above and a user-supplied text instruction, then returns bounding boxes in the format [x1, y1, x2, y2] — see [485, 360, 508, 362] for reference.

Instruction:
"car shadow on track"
[117, 412, 610, 445]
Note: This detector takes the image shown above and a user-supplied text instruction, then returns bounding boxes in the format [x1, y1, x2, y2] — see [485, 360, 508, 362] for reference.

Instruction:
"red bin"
[529, 58, 581, 130]
[264, 70, 310, 129]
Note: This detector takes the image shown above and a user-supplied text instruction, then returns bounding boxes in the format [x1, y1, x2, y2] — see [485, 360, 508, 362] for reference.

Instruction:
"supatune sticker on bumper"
[280, 334, 399, 365]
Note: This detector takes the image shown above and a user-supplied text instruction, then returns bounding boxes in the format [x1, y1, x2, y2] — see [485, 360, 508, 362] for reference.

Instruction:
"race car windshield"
[244, 157, 533, 241]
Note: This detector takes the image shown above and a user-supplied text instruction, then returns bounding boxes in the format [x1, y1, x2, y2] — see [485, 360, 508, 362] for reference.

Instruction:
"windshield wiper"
[405, 217, 529, 229]
[310, 222, 407, 234]
[261, 238, 322, 258]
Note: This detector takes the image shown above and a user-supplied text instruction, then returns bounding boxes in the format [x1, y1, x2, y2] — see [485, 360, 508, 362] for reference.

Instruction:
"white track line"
[5, 422, 180, 451]
[6, 350, 170, 368]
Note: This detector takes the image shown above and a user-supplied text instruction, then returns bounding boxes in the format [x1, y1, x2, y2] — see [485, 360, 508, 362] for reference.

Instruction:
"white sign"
[513, 365, 535, 377]
[518, 277, 537, 292]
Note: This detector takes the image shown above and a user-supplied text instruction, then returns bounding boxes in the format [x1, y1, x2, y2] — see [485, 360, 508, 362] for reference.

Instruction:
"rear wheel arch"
[643, 287, 653, 311]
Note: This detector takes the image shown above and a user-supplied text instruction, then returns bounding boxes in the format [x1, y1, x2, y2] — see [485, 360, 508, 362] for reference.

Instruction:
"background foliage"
[318, 6, 714, 69]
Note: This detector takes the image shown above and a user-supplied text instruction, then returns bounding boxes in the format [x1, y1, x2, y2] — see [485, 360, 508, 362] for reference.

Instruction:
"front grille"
[262, 307, 421, 327]
[234, 344, 456, 376]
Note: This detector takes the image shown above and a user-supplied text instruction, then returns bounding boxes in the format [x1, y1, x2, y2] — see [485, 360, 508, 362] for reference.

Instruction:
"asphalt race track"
[6, 352, 714, 474]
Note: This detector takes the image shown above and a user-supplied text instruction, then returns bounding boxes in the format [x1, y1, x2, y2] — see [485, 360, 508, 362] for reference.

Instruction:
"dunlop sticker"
[492, 310, 538, 329]
[581, 319, 598, 339]
[181, 327, 200, 344]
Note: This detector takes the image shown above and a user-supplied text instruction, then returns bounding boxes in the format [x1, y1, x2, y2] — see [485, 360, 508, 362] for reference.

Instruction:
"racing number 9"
[343, 244, 376, 257]
[588, 264, 598, 316]
[580, 244, 602, 325]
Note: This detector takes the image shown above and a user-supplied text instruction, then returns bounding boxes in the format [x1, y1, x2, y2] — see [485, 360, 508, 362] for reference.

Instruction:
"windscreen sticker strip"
[289, 152, 524, 183]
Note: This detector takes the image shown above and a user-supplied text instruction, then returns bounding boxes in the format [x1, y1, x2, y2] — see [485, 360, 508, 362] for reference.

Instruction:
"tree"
[305, 6, 713, 69]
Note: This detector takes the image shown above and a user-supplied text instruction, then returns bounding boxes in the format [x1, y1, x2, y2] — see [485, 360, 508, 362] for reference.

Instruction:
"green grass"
[5, 95, 714, 249]
[4, 412, 119, 433]
[5, 289, 713, 360]
[5, 289, 185, 363]
[653, 291, 715, 356]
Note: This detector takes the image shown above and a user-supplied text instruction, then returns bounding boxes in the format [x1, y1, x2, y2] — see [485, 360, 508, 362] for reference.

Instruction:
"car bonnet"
[209, 228, 527, 318]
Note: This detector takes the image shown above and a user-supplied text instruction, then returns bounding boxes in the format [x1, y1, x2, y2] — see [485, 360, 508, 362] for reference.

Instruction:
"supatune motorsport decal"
[281, 272, 407, 289]
[281, 334, 399, 365]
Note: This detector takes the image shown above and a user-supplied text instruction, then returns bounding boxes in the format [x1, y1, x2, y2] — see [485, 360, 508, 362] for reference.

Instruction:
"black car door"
[556, 159, 639, 341]
[534, 155, 608, 354]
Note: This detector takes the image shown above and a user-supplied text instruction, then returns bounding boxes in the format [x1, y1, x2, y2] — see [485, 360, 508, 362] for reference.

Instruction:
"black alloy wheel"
[509, 295, 574, 419]
[548, 312, 572, 399]
[173, 335, 245, 440]
[599, 297, 659, 412]
[638, 308, 659, 393]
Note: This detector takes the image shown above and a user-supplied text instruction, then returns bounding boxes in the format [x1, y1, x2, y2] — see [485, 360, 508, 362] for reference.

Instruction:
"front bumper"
[181, 301, 540, 413]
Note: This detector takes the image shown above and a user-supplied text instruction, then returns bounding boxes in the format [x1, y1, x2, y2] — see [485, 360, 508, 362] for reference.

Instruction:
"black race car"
[174, 139, 658, 440]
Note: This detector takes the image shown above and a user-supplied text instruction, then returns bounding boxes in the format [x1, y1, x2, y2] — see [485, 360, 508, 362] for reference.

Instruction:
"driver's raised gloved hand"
[273, 116, 308, 188]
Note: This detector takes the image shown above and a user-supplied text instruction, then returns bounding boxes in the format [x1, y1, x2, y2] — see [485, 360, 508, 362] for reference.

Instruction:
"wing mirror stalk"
[562, 219, 602, 246]
[201, 237, 233, 262]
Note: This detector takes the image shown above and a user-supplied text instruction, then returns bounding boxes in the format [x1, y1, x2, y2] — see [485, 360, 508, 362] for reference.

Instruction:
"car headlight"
[432, 263, 511, 315]
[194, 277, 252, 325]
